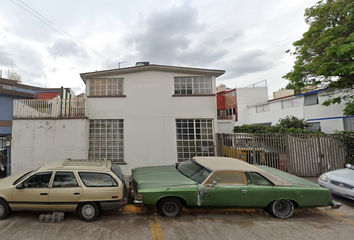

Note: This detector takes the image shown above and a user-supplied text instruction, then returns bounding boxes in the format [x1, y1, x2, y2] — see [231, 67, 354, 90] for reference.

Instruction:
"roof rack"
[62, 158, 110, 168]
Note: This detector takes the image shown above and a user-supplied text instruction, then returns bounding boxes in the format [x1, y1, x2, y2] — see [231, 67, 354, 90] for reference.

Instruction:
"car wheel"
[268, 199, 294, 219]
[0, 199, 10, 220]
[158, 197, 182, 217]
[77, 202, 100, 222]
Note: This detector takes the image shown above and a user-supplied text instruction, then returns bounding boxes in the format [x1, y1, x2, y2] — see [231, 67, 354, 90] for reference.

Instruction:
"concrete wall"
[246, 92, 347, 133]
[87, 70, 217, 174]
[11, 119, 88, 174]
[235, 87, 269, 126]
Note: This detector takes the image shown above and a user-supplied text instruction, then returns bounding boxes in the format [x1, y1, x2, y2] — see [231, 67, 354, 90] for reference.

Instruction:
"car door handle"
[40, 193, 48, 196]
[241, 190, 247, 193]
[73, 193, 80, 195]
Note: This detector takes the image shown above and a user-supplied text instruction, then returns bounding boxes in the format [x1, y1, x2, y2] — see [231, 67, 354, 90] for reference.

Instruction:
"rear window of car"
[78, 172, 118, 187]
[111, 164, 124, 181]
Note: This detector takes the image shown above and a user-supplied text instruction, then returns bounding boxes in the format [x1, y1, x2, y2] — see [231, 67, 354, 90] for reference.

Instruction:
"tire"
[77, 202, 100, 222]
[158, 197, 182, 217]
[0, 199, 10, 220]
[268, 199, 294, 219]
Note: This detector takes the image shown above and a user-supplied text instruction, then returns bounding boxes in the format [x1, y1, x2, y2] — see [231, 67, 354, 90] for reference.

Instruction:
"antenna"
[118, 61, 127, 69]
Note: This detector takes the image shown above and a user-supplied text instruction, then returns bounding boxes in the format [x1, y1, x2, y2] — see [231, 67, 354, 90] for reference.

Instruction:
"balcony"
[13, 99, 85, 118]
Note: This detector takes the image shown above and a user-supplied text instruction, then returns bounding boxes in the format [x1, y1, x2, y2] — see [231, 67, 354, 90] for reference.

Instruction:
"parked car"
[0, 158, 127, 221]
[318, 164, 354, 200]
[130, 156, 340, 219]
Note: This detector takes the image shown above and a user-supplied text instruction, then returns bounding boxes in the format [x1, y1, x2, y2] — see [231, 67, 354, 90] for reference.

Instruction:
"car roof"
[193, 156, 261, 172]
[37, 158, 112, 172]
[192, 157, 290, 186]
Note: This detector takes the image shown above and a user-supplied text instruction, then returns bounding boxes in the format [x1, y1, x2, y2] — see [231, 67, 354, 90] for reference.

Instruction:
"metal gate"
[0, 137, 7, 178]
[216, 133, 348, 177]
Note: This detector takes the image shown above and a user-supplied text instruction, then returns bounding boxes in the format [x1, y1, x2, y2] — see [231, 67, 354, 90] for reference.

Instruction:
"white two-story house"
[11, 63, 225, 174]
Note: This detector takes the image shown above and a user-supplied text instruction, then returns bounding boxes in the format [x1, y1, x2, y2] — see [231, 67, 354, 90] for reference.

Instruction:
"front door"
[11, 172, 53, 211]
[198, 171, 250, 207]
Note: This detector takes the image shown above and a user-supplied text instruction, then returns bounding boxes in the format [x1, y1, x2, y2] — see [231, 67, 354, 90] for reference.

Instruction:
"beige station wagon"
[0, 158, 127, 221]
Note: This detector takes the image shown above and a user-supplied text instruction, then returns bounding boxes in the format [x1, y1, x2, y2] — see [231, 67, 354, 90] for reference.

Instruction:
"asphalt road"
[0, 203, 353, 240]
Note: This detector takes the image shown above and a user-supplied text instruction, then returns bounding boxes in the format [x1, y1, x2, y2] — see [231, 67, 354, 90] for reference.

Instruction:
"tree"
[283, 0, 354, 116]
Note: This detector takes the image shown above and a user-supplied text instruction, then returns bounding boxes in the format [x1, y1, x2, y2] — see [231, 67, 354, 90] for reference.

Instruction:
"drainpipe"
[60, 87, 63, 116]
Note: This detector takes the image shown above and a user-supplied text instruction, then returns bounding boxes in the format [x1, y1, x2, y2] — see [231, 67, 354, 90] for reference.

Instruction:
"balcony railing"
[13, 99, 85, 118]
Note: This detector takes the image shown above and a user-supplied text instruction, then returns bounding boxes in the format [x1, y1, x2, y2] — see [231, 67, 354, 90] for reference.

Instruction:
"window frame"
[89, 119, 124, 163]
[204, 171, 247, 185]
[78, 172, 119, 187]
[176, 119, 214, 162]
[89, 78, 124, 96]
[52, 171, 80, 188]
[174, 76, 212, 95]
[304, 93, 319, 106]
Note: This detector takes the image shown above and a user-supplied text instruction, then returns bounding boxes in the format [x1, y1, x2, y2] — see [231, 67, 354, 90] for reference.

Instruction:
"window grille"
[89, 120, 124, 162]
[176, 119, 214, 162]
[174, 77, 212, 95]
[90, 79, 123, 96]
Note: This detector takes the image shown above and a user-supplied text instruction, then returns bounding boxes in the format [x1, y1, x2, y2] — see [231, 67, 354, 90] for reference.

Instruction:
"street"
[0, 198, 353, 240]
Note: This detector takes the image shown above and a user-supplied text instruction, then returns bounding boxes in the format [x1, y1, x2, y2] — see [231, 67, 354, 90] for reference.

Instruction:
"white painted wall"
[11, 119, 88, 174]
[246, 92, 347, 133]
[87, 70, 218, 174]
[235, 87, 269, 125]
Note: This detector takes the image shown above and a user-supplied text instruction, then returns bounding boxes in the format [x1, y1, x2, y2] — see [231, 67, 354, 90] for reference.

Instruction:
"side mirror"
[16, 183, 24, 189]
[211, 181, 217, 187]
[346, 164, 352, 168]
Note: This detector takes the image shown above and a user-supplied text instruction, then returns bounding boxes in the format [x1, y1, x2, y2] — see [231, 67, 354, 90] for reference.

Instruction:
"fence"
[13, 98, 85, 118]
[216, 133, 348, 177]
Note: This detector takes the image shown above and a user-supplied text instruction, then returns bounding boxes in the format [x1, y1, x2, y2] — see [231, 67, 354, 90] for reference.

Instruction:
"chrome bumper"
[331, 200, 342, 209]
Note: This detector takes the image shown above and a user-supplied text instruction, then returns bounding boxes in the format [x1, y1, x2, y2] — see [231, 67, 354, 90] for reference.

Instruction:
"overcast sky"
[0, 0, 319, 97]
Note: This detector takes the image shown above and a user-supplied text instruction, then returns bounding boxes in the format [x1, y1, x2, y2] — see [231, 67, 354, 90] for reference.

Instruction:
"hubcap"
[163, 202, 178, 217]
[0, 205, 4, 216]
[274, 200, 292, 216]
[82, 205, 95, 218]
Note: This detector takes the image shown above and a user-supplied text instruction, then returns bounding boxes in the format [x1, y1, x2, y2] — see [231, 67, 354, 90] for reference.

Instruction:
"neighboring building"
[246, 88, 354, 133]
[217, 88, 237, 121]
[11, 63, 225, 175]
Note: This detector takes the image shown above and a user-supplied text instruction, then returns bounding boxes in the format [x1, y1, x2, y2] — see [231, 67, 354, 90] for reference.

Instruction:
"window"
[174, 77, 212, 95]
[304, 94, 318, 106]
[344, 118, 354, 131]
[176, 119, 214, 162]
[256, 104, 270, 113]
[79, 172, 118, 187]
[89, 120, 124, 162]
[90, 78, 123, 96]
[281, 98, 302, 109]
[23, 172, 52, 188]
[53, 172, 79, 188]
[217, 110, 220, 117]
[206, 171, 245, 185]
[246, 172, 272, 186]
[232, 108, 235, 115]
[307, 122, 321, 132]
[231, 91, 236, 96]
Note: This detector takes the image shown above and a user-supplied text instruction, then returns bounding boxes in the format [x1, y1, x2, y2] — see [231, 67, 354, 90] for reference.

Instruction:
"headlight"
[319, 174, 328, 182]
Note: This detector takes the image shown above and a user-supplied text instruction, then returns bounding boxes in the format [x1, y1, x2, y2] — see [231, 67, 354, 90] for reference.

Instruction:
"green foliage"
[284, 0, 354, 116]
[334, 130, 354, 164]
[233, 116, 316, 134]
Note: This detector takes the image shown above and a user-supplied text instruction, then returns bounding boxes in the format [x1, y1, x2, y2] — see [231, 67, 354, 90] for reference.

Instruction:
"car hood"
[0, 171, 29, 188]
[132, 165, 197, 189]
[325, 168, 354, 184]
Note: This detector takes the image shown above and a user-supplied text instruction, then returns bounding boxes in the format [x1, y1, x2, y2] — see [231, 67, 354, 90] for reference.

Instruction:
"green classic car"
[130, 157, 341, 218]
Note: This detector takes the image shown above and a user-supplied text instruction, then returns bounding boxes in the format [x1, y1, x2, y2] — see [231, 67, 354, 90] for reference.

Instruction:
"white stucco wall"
[235, 87, 269, 125]
[11, 119, 88, 174]
[246, 92, 347, 133]
[86, 70, 218, 174]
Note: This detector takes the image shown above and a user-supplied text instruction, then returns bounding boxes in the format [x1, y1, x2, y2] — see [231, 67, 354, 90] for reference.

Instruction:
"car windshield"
[177, 159, 211, 184]
[13, 170, 34, 185]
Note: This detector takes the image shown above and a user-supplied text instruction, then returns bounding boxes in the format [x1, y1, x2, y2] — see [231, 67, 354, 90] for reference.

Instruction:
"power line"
[10, 0, 116, 66]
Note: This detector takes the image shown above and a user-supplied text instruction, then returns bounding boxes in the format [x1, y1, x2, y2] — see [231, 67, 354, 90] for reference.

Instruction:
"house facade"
[246, 89, 354, 133]
[11, 63, 225, 175]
